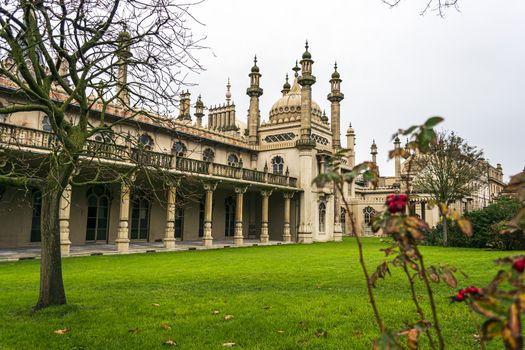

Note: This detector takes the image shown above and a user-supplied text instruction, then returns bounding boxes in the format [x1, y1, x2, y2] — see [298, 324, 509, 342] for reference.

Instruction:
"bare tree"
[381, 0, 460, 16]
[0, 0, 204, 309]
[412, 131, 485, 246]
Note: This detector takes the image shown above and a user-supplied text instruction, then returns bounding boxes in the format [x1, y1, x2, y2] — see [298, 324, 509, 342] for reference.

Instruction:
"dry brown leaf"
[164, 339, 177, 346]
[54, 327, 70, 335]
[222, 342, 236, 347]
[223, 314, 234, 321]
[160, 323, 171, 330]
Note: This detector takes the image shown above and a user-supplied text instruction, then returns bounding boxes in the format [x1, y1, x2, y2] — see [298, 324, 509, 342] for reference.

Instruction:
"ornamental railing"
[0, 122, 298, 188]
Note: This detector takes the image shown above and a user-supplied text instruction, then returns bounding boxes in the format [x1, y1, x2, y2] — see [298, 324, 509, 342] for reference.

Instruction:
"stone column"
[203, 182, 217, 248]
[163, 182, 179, 249]
[234, 186, 248, 246]
[283, 192, 294, 243]
[260, 189, 273, 243]
[115, 182, 131, 252]
[59, 185, 72, 256]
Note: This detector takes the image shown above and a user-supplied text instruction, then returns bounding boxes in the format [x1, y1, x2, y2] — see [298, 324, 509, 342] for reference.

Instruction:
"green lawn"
[0, 238, 513, 349]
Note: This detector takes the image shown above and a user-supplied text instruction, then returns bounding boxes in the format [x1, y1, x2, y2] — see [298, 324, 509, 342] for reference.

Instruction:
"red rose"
[513, 258, 525, 273]
[386, 193, 408, 214]
[466, 287, 479, 295]
[455, 293, 465, 302]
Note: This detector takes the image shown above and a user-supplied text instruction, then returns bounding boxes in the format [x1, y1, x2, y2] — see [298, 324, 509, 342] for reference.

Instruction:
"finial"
[321, 110, 328, 123]
[334, 61, 338, 71]
[292, 60, 300, 77]
[305, 40, 309, 51]
[254, 55, 257, 65]
[302, 41, 312, 59]
[225, 77, 232, 104]
[285, 73, 289, 83]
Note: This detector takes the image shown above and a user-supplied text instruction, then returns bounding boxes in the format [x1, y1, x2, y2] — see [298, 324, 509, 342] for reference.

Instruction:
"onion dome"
[331, 62, 340, 79]
[321, 110, 329, 123]
[302, 40, 311, 60]
[269, 76, 322, 123]
[251, 55, 259, 73]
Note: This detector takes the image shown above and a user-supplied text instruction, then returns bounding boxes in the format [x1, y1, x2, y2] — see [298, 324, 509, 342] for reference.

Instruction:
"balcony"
[0, 122, 298, 188]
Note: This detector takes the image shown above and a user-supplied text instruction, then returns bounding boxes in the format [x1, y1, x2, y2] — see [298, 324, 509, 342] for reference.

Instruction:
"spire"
[292, 60, 300, 78]
[302, 40, 311, 59]
[194, 94, 204, 126]
[281, 73, 291, 96]
[321, 110, 329, 123]
[225, 77, 232, 104]
[331, 61, 340, 79]
[251, 55, 259, 73]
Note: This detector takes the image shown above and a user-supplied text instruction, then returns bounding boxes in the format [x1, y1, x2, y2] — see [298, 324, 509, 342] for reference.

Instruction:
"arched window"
[340, 207, 347, 235]
[363, 206, 376, 235]
[272, 156, 285, 175]
[227, 154, 239, 167]
[130, 192, 150, 240]
[86, 186, 111, 242]
[42, 116, 52, 132]
[173, 141, 187, 157]
[202, 148, 215, 162]
[94, 131, 113, 143]
[224, 196, 236, 237]
[139, 133, 154, 150]
[30, 191, 42, 242]
[319, 202, 326, 233]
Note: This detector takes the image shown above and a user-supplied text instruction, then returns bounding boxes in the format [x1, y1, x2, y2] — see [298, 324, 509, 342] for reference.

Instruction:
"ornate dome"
[268, 78, 322, 123]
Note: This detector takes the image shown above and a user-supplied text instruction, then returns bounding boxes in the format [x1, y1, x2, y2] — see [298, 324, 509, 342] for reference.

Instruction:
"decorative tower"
[226, 78, 232, 105]
[178, 90, 191, 121]
[281, 74, 290, 96]
[116, 31, 132, 106]
[296, 41, 316, 243]
[394, 136, 401, 177]
[296, 41, 316, 148]
[371, 140, 378, 164]
[328, 62, 344, 150]
[194, 94, 204, 127]
[346, 123, 356, 168]
[246, 56, 263, 145]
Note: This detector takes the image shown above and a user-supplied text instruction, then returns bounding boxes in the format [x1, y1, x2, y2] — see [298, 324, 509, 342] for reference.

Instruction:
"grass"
[0, 238, 513, 349]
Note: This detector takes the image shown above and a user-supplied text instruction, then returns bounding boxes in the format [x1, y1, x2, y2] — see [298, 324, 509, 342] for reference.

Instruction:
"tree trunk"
[35, 169, 67, 309]
[442, 215, 448, 247]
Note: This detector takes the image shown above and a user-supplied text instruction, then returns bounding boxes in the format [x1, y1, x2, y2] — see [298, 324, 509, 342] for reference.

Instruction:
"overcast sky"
[188, 0, 525, 180]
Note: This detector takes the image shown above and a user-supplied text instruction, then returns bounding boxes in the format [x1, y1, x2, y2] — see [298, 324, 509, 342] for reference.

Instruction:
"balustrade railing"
[0, 122, 298, 188]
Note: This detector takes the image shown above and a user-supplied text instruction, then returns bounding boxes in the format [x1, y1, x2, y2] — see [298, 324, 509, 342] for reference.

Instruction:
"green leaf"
[423, 116, 444, 129]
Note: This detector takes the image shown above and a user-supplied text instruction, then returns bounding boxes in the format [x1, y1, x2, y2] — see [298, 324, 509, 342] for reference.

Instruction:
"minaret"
[116, 31, 132, 106]
[297, 41, 316, 147]
[328, 62, 344, 150]
[371, 140, 378, 165]
[346, 123, 355, 168]
[281, 74, 291, 96]
[195, 94, 204, 126]
[394, 136, 401, 177]
[246, 56, 263, 145]
[178, 90, 191, 121]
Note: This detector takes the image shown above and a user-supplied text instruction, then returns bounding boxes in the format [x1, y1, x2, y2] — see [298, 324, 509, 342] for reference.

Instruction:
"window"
[198, 197, 205, 237]
[227, 154, 239, 167]
[139, 133, 154, 150]
[86, 186, 111, 242]
[94, 131, 113, 143]
[224, 196, 235, 237]
[340, 207, 347, 235]
[30, 191, 42, 242]
[42, 116, 52, 132]
[272, 156, 285, 175]
[319, 202, 326, 233]
[130, 194, 150, 240]
[173, 142, 187, 157]
[202, 148, 215, 162]
[175, 208, 184, 239]
[363, 206, 376, 235]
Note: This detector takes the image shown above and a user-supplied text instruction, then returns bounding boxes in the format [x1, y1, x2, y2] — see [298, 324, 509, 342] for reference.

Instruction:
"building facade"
[0, 43, 505, 254]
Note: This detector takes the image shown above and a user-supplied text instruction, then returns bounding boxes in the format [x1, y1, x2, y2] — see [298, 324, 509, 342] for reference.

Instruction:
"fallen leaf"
[315, 329, 328, 338]
[54, 327, 70, 335]
[212, 310, 220, 315]
[222, 342, 236, 347]
[160, 323, 171, 330]
[128, 328, 140, 335]
[223, 314, 234, 321]
[152, 303, 161, 307]
[276, 330, 284, 334]
[164, 339, 177, 346]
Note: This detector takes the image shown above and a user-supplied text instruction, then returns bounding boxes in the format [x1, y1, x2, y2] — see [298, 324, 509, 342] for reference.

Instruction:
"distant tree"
[0, 0, 204, 309]
[412, 131, 485, 246]
[382, 0, 460, 16]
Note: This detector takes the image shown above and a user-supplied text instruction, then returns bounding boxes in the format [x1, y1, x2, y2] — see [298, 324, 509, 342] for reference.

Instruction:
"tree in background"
[412, 131, 485, 246]
[0, 0, 204, 309]
[382, 0, 460, 16]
